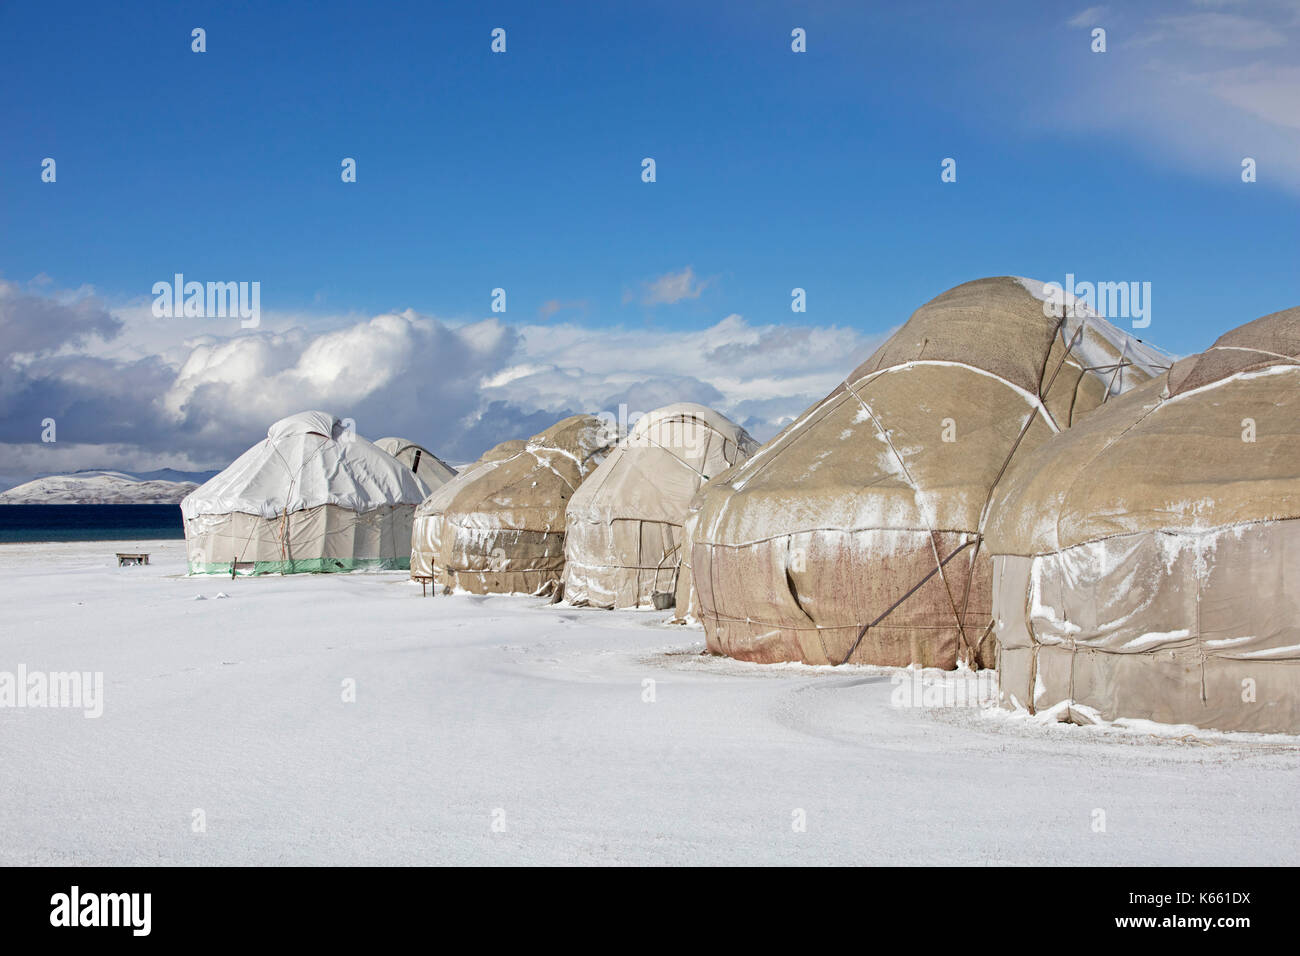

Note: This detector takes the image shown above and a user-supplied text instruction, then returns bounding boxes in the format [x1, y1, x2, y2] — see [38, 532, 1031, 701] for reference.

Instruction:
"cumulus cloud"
[0, 281, 120, 356]
[0, 283, 884, 489]
[477, 313, 881, 437]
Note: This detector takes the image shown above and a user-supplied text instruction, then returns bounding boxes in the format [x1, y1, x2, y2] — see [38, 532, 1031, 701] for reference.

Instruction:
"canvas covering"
[672, 463, 743, 624]
[689, 276, 1170, 667]
[374, 437, 458, 488]
[563, 403, 758, 608]
[411, 416, 614, 594]
[985, 306, 1300, 732]
[181, 410, 428, 574]
[409, 438, 524, 580]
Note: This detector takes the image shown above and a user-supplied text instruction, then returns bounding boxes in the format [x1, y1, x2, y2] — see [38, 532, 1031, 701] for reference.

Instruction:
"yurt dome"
[410, 438, 526, 580]
[412, 416, 614, 595]
[563, 403, 759, 608]
[985, 305, 1300, 733]
[374, 437, 457, 488]
[181, 410, 428, 575]
[689, 276, 1172, 668]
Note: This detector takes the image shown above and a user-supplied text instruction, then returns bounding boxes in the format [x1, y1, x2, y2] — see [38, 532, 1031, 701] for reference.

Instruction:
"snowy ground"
[1, 539, 1297, 866]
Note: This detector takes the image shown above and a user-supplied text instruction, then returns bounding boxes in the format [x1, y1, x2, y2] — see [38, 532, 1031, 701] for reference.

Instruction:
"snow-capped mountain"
[0, 471, 202, 504]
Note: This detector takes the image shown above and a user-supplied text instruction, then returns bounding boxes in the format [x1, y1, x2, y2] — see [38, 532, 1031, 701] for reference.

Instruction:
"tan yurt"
[374, 437, 457, 488]
[563, 403, 759, 608]
[415, 416, 614, 595]
[985, 306, 1300, 733]
[689, 277, 1171, 668]
[409, 438, 525, 580]
[181, 410, 429, 574]
[672, 462, 744, 624]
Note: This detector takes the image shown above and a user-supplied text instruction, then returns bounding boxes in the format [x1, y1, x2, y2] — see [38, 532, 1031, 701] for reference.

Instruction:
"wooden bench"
[413, 574, 434, 597]
[116, 552, 149, 567]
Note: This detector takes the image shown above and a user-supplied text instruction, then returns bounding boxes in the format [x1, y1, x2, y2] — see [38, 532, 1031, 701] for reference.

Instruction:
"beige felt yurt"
[414, 416, 614, 594]
[985, 306, 1300, 733]
[374, 437, 458, 488]
[181, 410, 429, 574]
[562, 403, 759, 608]
[409, 438, 525, 580]
[672, 463, 745, 624]
[689, 277, 1172, 668]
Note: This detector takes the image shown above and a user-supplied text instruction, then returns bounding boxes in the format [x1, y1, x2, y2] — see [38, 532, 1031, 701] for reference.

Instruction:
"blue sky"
[1, 0, 1298, 483]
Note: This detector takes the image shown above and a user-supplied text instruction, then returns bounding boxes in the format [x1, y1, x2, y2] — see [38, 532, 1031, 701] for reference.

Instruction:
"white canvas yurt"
[563, 403, 759, 608]
[373, 437, 457, 489]
[181, 410, 429, 574]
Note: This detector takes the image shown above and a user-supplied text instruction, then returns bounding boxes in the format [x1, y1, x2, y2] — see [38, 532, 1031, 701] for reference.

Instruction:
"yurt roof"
[181, 411, 429, 520]
[373, 436, 458, 485]
[568, 404, 759, 525]
[416, 415, 614, 528]
[985, 306, 1300, 557]
[697, 276, 1171, 547]
[626, 402, 758, 447]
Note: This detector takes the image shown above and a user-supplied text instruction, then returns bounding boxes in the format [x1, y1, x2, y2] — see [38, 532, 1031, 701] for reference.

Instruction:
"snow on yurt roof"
[415, 415, 614, 529]
[181, 410, 429, 520]
[1014, 277, 1173, 384]
[985, 305, 1300, 556]
[702, 276, 1172, 545]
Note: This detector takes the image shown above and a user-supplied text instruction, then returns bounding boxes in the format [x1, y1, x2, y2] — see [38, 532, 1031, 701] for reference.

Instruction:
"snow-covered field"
[2, 539, 1297, 866]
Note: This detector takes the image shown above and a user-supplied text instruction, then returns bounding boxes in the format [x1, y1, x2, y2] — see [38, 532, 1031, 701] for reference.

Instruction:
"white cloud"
[632, 266, 709, 306]
[1068, 6, 1109, 28]
[0, 283, 884, 489]
[1207, 63, 1300, 128]
[1155, 12, 1288, 49]
[1044, 1, 1300, 193]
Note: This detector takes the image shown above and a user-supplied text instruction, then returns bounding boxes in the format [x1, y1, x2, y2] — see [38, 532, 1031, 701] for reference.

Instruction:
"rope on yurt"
[838, 539, 975, 665]
[633, 414, 728, 482]
[952, 316, 1095, 665]
[268, 432, 332, 574]
[655, 540, 682, 596]
[840, 378, 970, 665]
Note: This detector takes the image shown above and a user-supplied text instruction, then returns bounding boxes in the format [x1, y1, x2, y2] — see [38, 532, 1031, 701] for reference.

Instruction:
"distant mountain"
[0, 470, 203, 504]
[84, 467, 219, 484]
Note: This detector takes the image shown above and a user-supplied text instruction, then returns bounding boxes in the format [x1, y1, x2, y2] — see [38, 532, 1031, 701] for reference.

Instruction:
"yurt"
[672, 462, 744, 624]
[410, 438, 525, 580]
[182, 410, 429, 574]
[689, 277, 1171, 668]
[563, 403, 759, 608]
[985, 305, 1300, 733]
[415, 415, 614, 595]
[374, 437, 457, 489]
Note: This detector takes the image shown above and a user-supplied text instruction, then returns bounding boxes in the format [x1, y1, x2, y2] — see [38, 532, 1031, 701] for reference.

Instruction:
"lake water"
[0, 504, 184, 543]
